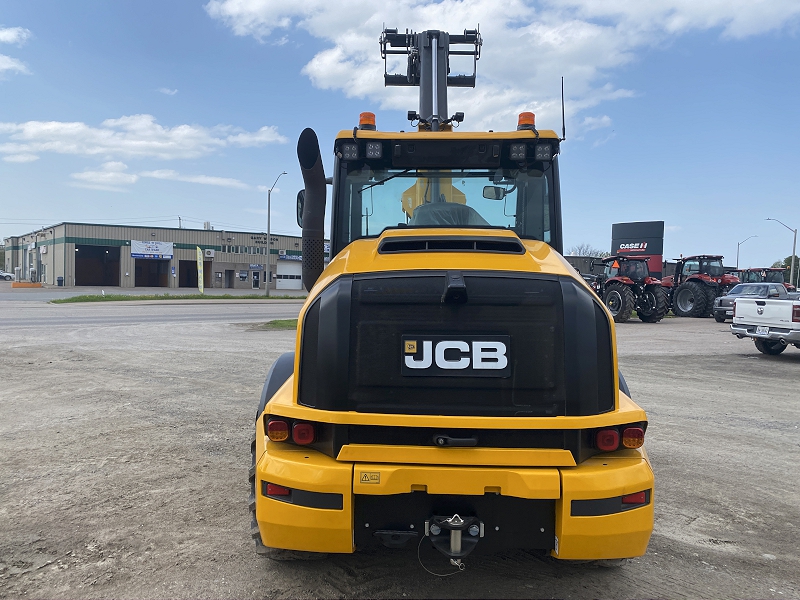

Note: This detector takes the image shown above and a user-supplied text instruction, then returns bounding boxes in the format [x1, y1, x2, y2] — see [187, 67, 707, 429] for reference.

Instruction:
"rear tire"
[673, 282, 708, 317]
[754, 339, 786, 355]
[603, 283, 635, 323]
[637, 285, 668, 323]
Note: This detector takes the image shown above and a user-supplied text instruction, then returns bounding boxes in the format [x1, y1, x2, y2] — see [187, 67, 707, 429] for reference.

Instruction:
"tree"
[567, 243, 610, 257]
[773, 255, 800, 286]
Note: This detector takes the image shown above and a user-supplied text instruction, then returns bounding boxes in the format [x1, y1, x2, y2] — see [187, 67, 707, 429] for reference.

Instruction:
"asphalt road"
[0, 300, 798, 599]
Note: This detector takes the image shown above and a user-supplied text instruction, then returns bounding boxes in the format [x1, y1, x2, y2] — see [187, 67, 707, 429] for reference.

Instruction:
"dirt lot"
[1, 298, 798, 599]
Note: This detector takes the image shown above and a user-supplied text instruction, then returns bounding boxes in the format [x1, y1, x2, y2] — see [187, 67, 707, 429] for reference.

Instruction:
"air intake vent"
[379, 236, 525, 255]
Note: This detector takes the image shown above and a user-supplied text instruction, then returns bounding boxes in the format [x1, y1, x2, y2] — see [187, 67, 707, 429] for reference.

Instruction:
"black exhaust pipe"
[297, 128, 327, 292]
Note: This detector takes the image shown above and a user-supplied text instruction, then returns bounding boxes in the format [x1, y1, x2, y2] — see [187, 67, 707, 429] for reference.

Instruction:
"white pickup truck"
[731, 296, 800, 355]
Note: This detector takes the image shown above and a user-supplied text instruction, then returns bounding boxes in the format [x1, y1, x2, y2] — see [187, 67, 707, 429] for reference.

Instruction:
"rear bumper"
[731, 323, 800, 343]
[254, 444, 654, 560]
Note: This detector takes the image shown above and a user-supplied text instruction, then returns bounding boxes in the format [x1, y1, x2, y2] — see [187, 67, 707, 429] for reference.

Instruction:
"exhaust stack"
[297, 128, 327, 291]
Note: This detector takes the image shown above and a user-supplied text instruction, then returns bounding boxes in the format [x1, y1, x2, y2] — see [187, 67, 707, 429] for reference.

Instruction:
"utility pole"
[766, 218, 797, 288]
[266, 171, 287, 297]
[736, 235, 756, 269]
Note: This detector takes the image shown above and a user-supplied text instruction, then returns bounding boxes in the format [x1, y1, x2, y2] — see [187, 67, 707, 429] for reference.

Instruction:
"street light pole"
[736, 235, 757, 269]
[266, 171, 287, 297]
[766, 218, 798, 288]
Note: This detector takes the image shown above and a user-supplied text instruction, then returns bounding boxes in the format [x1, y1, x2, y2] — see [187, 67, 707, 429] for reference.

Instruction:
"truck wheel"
[638, 286, 668, 323]
[754, 339, 786, 355]
[673, 282, 708, 317]
[714, 313, 727, 323]
[603, 283, 634, 323]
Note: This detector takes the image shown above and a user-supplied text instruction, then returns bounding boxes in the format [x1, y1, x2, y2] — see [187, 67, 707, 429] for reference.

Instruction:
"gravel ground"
[0, 300, 798, 599]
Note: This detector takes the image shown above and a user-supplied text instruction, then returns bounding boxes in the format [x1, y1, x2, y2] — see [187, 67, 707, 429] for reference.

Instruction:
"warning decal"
[359, 472, 380, 484]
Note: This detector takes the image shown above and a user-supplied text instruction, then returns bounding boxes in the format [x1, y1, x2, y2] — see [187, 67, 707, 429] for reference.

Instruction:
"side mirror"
[768, 292, 780, 298]
[296, 189, 305, 228]
[483, 186, 506, 200]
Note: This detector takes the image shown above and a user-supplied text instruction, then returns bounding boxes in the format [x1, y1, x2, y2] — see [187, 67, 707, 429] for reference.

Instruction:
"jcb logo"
[401, 335, 511, 378]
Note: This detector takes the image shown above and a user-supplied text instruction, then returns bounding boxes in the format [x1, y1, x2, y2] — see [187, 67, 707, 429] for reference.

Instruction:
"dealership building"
[3, 222, 327, 291]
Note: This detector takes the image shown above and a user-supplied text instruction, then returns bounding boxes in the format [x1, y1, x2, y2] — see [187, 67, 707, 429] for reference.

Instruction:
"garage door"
[276, 261, 303, 290]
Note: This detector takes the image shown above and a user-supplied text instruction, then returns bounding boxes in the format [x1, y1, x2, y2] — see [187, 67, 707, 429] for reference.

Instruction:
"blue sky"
[2, 0, 799, 269]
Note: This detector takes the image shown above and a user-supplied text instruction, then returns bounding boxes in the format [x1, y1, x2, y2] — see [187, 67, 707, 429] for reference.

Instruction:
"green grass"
[247, 319, 298, 331]
[50, 293, 305, 304]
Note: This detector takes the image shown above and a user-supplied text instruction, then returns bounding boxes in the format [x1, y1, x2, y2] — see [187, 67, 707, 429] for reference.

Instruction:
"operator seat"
[409, 202, 490, 227]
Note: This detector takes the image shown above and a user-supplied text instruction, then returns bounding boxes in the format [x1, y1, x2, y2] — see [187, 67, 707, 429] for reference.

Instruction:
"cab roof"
[336, 129, 561, 141]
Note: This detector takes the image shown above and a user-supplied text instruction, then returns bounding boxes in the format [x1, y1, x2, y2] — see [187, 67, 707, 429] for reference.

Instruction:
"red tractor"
[729, 267, 796, 292]
[591, 256, 669, 323]
[661, 255, 739, 317]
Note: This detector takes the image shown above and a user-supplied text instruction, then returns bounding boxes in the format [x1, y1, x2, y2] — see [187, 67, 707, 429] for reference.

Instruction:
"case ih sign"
[611, 222, 664, 279]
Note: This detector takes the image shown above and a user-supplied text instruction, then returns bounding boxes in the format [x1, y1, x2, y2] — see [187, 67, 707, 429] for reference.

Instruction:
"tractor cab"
[598, 256, 654, 284]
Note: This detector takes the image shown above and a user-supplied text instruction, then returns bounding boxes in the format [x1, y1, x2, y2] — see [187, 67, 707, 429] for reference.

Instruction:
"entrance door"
[224, 270, 234, 288]
[252, 271, 260, 289]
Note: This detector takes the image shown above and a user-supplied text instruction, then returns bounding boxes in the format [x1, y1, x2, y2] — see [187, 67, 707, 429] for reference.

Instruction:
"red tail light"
[793, 304, 800, 323]
[292, 422, 316, 445]
[621, 426, 645, 449]
[267, 419, 289, 442]
[595, 429, 619, 452]
[622, 491, 647, 504]
[266, 483, 291, 496]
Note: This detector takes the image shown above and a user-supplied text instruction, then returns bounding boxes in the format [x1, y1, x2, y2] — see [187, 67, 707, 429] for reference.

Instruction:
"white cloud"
[2, 153, 38, 163]
[581, 115, 612, 131]
[158, 87, 178, 95]
[0, 114, 288, 160]
[139, 169, 250, 189]
[0, 26, 32, 45]
[205, 0, 800, 130]
[0, 54, 29, 76]
[227, 126, 285, 147]
[70, 161, 139, 192]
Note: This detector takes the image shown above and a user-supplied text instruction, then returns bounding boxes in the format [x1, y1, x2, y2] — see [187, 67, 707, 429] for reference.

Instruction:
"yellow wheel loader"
[249, 28, 653, 567]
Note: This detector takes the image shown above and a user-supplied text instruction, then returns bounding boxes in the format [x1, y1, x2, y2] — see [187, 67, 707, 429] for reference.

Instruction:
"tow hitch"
[425, 514, 484, 561]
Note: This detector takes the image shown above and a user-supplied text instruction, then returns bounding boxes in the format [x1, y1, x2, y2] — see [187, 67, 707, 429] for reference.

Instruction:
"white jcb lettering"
[472, 341, 508, 370]
[435, 341, 470, 369]
[404, 340, 433, 369]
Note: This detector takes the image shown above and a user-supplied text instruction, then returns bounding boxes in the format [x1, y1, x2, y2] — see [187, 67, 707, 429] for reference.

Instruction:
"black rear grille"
[298, 271, 614, 417]
[379, 236, 525, 255]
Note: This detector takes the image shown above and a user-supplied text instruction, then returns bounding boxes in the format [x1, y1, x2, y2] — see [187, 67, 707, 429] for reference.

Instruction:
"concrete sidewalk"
[0, 281, 306, 302]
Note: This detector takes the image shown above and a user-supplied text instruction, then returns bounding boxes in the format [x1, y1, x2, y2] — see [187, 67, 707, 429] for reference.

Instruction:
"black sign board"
[611, 221, 665, 279]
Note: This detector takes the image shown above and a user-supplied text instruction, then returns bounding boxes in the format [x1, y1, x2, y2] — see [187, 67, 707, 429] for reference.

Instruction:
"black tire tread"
[638, 285, 668, 323]
[604, 283, 635, 323]
[754, 339, 786, 355]
[673, 281, 709, 317]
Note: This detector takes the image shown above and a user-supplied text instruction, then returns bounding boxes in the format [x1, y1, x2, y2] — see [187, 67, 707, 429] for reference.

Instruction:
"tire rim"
[606, 290, 622, 315]
[639, 291, 656, 315]
[676, 289, 695, 312]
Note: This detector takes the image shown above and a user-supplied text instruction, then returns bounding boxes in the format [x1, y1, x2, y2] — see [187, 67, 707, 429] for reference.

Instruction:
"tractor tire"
[249, 433, 269, 556]
[714, 313, 727, 323]
[754, 339, 786, 355]
[672, 282, 709, 317]
[603, 283, 635, 323]
[637, 285, 668, 323]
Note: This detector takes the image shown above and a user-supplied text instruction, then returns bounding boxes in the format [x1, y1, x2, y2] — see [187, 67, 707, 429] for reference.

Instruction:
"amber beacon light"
[359, 112, 377, 130]
[517, 112, 536, 130]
